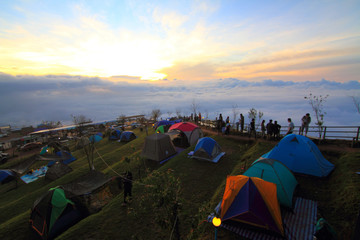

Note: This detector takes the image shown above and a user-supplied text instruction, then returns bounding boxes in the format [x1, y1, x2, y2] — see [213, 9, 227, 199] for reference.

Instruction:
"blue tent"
[119, 131, 137, 142]
[0, 169, 16, 184]
[109, 129, 122, 140]
[154, 119, 182, 129]
[191, 137, 225, 163]
[244, 158, 298, 208]
[89, 135, 102, 143]
[262, 134, 334, 177]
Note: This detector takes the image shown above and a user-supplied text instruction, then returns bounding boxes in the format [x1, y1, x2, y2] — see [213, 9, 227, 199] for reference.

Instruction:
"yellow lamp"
[212, 217, 221, 227]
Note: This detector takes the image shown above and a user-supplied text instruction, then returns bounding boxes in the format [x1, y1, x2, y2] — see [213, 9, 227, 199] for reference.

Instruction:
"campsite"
[0, 122, 359, 240]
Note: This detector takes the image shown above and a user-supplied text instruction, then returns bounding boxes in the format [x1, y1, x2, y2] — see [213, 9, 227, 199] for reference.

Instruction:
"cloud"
[0, 73, 359, 127]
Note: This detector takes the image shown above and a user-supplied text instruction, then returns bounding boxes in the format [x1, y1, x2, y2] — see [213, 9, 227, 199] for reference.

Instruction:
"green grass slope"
[0, 128, 359, 240]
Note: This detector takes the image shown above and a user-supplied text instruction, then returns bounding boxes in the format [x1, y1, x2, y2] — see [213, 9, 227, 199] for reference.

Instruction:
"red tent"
[168, 122, 203, 146]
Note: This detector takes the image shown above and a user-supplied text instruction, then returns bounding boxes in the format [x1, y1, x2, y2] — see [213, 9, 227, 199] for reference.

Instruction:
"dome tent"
[262, 134, 334, 177]
[191, 137, 225, 163]
[220, 175, 284, 236]
[243, 157, 298, 208]
[168, 122, 203, 146]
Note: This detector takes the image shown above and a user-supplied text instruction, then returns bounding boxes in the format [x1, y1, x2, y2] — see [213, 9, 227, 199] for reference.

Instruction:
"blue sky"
[0, 0, 359, 127]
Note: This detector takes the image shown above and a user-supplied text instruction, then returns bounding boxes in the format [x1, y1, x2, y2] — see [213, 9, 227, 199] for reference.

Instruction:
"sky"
[0, 0, 359, 127]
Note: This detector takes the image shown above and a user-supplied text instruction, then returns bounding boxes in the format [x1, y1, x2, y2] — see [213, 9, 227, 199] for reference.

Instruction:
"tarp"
[20, 166, 48, 184]
[141, 133, 177, 162]
[220, 175, 284, 236]
[244, 158, 298, 208]
[62, 170, 112, 196]
[45, 162, 73, 181]
[0, 169, 16, 184]
[191, 137, 225, 163]
[262, 134, 335, 177]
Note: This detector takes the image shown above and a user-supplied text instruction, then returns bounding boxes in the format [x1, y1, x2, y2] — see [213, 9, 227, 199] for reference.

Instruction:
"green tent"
[243, 157, 298, 208]
[30, 187, 85, 239]
[156, 125, 165, 133]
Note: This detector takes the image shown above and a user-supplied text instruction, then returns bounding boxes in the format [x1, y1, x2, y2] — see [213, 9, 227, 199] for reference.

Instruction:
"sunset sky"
[0, 0, 359, 127]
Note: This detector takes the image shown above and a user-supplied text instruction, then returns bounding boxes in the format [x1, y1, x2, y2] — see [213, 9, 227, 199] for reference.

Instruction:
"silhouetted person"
[123, 171, 133, 203]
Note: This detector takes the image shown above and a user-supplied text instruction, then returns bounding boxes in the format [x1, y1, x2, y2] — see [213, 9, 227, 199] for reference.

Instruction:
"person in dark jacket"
[123, 171, 133, 203]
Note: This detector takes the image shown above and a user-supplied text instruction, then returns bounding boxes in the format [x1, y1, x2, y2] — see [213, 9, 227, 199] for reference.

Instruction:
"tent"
[141, 133, 177, 162]
[262, 134, 335, 177]
[243, 158, 298, 208]
[168, 122, 203, 146]
[220, 175, 284, 236]
[155, 125, 166, 133]
[45, 162, 73, 181]
[89, 134, 102, 143]
[108, 129, 122, 140]
[0, 169, 16, 184]
[153, 119, 181, 129]
[29, 187, 85, 240]
[165, 130, 189, 148]
[62, 170, 116, 214]
[119, 131, 137, 142]
[191, 137, 225, 163]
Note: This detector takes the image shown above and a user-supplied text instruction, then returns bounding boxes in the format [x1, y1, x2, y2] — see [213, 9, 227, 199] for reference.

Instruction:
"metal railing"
[199, 120, 360, 144]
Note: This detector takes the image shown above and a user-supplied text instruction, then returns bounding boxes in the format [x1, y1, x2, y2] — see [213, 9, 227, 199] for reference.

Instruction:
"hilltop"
[0, 126, 359, 239]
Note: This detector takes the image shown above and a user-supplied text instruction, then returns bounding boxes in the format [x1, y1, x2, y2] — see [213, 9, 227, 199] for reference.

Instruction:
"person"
[225, 116, 230, 124]
[300, 113, 311, 136]
[249, 118, 257, 139]
[286, 118, 294, 135]
[225, 121, 231, 135]
[240, 114, 244, 133]
[266, 120, 273, 139]
[199, 112, 202, 123]
[261, 120, 266, 138]
[273, 121, 281, 139]
[218, 114, 223, 135]
[123, 171, 133, 203]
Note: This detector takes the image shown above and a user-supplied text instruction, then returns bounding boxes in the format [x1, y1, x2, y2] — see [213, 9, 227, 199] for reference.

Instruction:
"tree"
[39, 120, 62, 129]
[351, 95, 360, 114]
[175, 108, 182, 119]
[247, 108, 264, 129]
[137, 169, 182, 239]
[151, 109, 161, 121]
[190, 99, 199, 117]
[304, 93, 329, 138]
[71, 114, 92, 137]
[117, 114, 127, 126]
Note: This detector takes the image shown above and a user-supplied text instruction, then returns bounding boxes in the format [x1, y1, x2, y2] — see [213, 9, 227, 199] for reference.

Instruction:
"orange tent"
[220, 175, 284, 236]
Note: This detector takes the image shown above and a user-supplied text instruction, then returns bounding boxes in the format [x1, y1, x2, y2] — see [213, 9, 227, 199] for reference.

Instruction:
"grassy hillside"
[0, 128, 359, 240]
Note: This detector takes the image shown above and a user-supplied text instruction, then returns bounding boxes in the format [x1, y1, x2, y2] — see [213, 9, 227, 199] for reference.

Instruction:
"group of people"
[216, 112, 312, 139]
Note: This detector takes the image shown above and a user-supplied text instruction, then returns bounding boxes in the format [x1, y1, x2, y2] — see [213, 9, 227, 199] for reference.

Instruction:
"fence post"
[357, 127, 360, 143]
[322, 126, 327, 140]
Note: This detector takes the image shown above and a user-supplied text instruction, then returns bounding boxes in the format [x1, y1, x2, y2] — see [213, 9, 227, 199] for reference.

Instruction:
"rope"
[169, 215, 178, 240]
[93, 145, 151, 187]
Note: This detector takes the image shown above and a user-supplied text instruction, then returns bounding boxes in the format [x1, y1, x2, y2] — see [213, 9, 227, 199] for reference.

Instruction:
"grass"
[0, 128, 359, 240]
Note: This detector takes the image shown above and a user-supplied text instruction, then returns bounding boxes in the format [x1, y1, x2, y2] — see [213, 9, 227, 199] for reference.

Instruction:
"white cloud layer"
[0, 73, 359, 127]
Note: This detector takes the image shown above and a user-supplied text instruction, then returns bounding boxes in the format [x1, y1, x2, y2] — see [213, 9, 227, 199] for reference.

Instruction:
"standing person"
[303, 113, 311, 136]
[217, 113, 223, 134]
[226, 116, 230, 124]
[199, 112, 202, 123]
[299, 114, 306, 135]
[261, 120, 266, 138]
[123, 171, 133, 203]
[286, 118, 294, 135]
[249, 118, 257, 139]
[266, 120, 273, 139]
[240, 114, 244, 133]
[273, 121, 281, 139]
